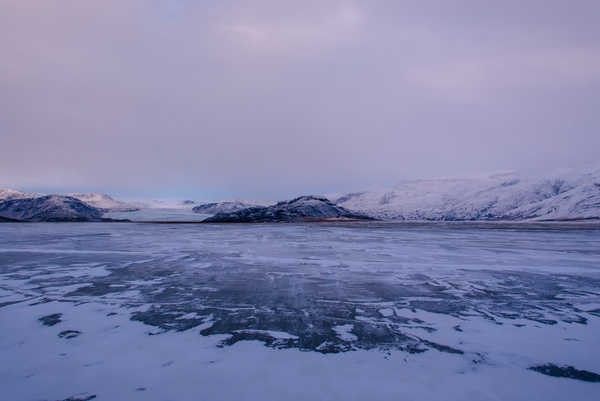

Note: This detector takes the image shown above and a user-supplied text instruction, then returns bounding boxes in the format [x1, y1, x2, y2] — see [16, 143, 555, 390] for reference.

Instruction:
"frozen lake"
[1, 222, 600, 400]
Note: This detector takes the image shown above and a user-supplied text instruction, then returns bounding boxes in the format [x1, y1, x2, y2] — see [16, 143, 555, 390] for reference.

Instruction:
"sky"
[1, 0, 599, 200]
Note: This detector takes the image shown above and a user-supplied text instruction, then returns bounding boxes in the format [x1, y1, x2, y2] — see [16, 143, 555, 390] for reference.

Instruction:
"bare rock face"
[203, 196, 373, 223]
[0, 195, 104, 222]
[193, 201, 259, 215]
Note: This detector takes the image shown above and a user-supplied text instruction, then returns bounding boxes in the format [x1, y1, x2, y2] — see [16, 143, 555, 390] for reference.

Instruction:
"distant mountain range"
[331, 167, 600, 221]
[0, 190, 138, 212]
[1, 166, 598, 222]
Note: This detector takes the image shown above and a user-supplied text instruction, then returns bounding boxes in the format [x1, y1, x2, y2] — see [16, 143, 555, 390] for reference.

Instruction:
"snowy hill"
[332, 168, 600, 221]
[192, 201, 261, 215]
[67, 193, 139, 212]
[204, 196, 373, 223]
[0, 189, 138, 213]
[0, 195, 104, 222]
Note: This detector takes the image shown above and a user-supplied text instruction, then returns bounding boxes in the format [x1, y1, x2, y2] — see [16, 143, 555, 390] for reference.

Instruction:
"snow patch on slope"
[68, 193, 139, 212]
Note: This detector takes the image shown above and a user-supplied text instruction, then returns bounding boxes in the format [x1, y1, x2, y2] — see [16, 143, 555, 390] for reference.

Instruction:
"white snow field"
[1, 222, 599, 401]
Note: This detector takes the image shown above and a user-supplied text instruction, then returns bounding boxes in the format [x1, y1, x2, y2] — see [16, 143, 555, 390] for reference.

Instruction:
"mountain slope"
[0, 195, 104, 222]
[204, 196, 373, 223]
[192, 201, 261, 215]
[332, 168, 600, 221]
[67, 193, 139, 212]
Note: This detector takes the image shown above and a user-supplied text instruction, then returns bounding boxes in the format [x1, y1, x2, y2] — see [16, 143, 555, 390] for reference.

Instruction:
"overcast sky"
[2, 1, 599, 199]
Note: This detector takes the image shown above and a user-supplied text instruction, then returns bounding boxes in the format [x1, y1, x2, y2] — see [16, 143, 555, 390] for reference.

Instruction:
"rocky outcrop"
[0, 195, 105, 222]
[203, 196, 373, 223]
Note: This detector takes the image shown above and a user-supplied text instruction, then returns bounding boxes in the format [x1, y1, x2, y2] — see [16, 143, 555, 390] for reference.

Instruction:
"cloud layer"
[2, 1, 599, 198]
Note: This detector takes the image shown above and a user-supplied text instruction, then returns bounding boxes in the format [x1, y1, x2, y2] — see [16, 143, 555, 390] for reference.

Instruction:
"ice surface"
[103, 208, 209, 222]
[1, 222, 599, 400]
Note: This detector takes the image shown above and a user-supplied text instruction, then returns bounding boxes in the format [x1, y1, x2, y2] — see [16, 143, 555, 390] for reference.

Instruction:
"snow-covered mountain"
[332, 168, 600, 221]
[67, 193, 139, 212]
[204, 196, 373, 223]
[2, 166, 598, 222]
[0, 195, 104, 222]
[0, 189, 138, 213]
[0, 189, 40, 201]
[192, 201, 261, 215]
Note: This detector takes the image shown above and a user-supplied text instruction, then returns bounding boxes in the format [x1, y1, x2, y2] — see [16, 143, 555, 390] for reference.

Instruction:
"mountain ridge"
[192, 201, 261, 215]
[0, 195, 104, 222]
[204, 196, 373, 223]
[331, 168, 600, 221]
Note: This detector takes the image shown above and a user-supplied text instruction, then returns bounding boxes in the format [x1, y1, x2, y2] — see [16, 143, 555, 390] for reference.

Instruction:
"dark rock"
[529, 364, 600, 382]
[58, 330, 81, 339]
[61, 394, 96, 401]
[0, 215, 22, 222]
[420, 339, 464, 354]
[39, 313, 62, 326]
